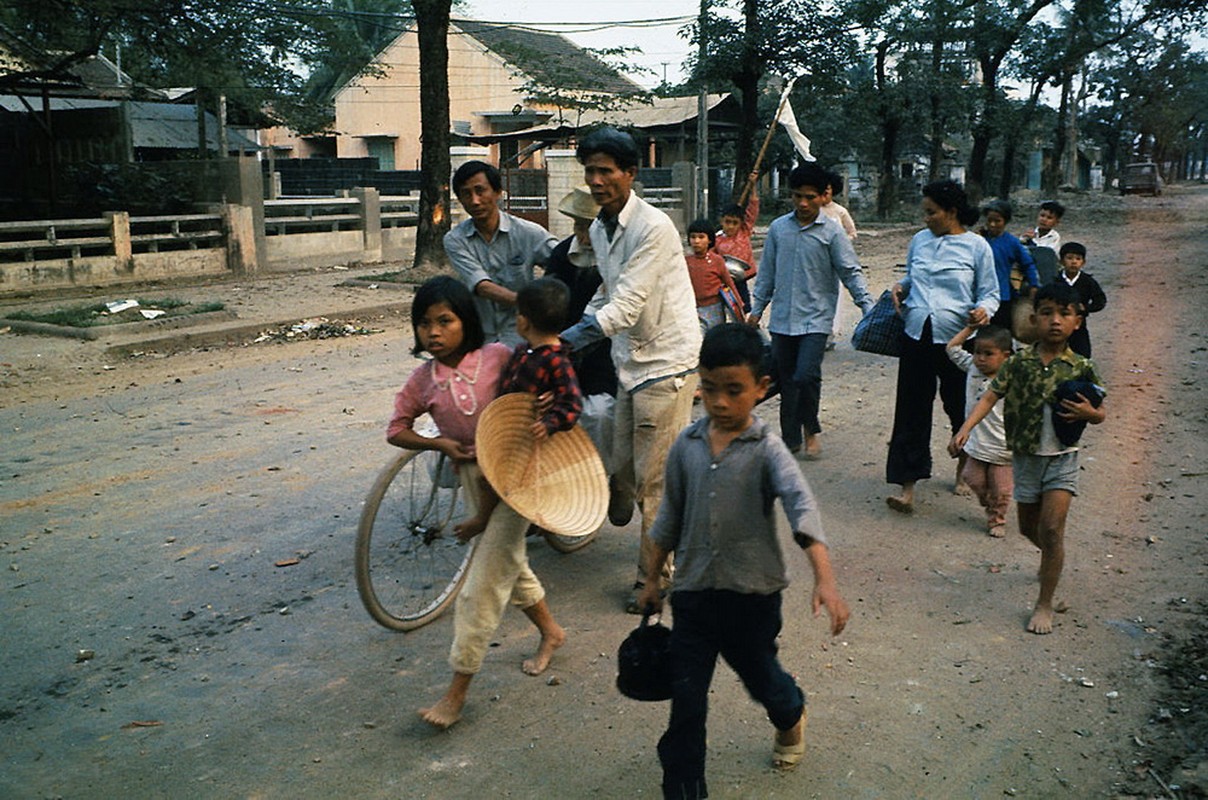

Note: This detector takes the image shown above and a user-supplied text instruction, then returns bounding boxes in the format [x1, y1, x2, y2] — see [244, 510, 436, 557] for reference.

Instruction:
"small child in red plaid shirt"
[456, 277, 584, 539]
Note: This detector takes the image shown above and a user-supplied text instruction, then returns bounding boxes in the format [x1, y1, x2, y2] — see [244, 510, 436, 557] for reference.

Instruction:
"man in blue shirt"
[446, 160, 557, 347]
[749, 162, 874, 458]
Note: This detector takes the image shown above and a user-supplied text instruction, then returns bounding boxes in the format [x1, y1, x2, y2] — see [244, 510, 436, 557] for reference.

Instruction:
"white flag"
[776, 77, 814, 163]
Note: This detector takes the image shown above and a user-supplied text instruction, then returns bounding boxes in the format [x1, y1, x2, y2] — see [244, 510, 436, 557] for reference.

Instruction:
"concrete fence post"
[224, 204, 258, 275]
[545, 149, 580, 241]
[106, 211, 134, 273]
[352, 186, 382, 261]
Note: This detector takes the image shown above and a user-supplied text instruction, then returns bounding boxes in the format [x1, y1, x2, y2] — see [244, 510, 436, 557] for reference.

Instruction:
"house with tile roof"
[272, 19, 648, 171]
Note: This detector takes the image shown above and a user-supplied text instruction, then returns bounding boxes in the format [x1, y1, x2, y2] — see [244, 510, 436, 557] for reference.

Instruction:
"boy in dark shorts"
[952, 283, 1106, 635]
[636, 323, 849, 797]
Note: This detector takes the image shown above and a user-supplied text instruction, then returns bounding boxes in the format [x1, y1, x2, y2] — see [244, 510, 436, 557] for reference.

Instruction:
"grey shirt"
[445, 212, 557, 346]
[649, 416, 827, 595]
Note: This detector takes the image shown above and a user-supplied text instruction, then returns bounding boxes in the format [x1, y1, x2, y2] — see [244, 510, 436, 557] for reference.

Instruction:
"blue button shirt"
[751, 212, 873, 336]
[899, 229, 999, 343]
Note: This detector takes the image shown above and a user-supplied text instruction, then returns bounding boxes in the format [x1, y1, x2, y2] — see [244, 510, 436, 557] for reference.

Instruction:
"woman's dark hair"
[981, 199, 1013, 223]
[410, 275, 485, 357]
[700, 323, 766, 378]
[922, 180, 980, 228]
[687, 217, 717, 248]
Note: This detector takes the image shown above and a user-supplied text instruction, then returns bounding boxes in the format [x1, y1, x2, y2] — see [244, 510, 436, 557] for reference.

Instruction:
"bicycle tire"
[355, 449, 475, 632]
[542, 528, 599, 554]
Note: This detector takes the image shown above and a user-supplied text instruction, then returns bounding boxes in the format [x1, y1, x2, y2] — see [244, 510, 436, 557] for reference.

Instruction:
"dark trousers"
[1068, 326, 1091, 358]
[770, 332, 829, 450]
[886, 320, 967, 485]
[658, 590, 804, 800]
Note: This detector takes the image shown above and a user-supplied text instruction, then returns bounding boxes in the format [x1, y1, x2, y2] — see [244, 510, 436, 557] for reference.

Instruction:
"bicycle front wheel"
[356, 449, 474, 631]
[542, 528, 599, 554]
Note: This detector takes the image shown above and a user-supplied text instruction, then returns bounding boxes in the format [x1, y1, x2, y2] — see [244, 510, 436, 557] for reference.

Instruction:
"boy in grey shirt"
[636, 323, 850, 798]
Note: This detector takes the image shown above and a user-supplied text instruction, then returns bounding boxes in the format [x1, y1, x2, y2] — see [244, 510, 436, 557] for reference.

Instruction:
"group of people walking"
[382, 126, 1108, 798]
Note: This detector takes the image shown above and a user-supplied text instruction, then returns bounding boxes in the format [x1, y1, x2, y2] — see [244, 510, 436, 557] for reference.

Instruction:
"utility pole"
[696, 0, 709, 220]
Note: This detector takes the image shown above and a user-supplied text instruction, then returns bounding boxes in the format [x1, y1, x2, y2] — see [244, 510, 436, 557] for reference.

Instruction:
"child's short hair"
[411, 275, 484, 356]
[516, 277, 571, 335]
[1059, 241, 1087, 259]
[1033, 281, 1083, 314]
[982, 199, 1013, 222]
[719, 204, 744, 221]
[687, 218, 717, 248]
[827, 170, 844, 195]
[974, 324, 1013, 353]
[1039, 200, 1066, 219]
[700, 323, 765, 378]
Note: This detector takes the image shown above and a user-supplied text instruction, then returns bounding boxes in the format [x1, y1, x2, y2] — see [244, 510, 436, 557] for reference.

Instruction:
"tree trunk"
[731, 0, 760, 199]
[997, 82, 1046, 199]
[1043, 69, 1072, 194]
[413, 0, 452, 271]
[966, 55, 998, 204]
[927, 21, 944, 181]
[874, 41, 900, 220]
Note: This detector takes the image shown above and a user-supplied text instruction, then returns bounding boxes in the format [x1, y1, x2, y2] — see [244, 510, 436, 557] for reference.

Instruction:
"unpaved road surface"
[2, 188, 1206, 799]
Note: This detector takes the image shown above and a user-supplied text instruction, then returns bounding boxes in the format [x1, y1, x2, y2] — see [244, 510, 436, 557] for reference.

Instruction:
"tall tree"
[688, 0, 852, 198]
[412, 0, 451, 271]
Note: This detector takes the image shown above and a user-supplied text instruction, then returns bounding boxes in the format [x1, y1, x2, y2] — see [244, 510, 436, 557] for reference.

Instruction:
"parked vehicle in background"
[1120, 162, 1163, 196]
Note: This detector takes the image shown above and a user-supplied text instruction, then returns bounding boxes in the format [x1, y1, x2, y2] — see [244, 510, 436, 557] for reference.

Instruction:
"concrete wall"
[263, 230, 366, 271]
[0, 249, 227, 294]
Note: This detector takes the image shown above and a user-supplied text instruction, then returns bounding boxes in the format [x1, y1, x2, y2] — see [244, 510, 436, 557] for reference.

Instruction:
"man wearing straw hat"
[562, 127, 702, 614]
[446, 160, 558, 347]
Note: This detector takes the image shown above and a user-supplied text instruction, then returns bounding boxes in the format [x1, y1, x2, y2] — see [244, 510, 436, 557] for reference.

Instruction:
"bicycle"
[355, 444, 598, 632]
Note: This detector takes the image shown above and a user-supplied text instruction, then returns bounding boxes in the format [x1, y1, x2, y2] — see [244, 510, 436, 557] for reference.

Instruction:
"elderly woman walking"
[886, 181, 999, 513]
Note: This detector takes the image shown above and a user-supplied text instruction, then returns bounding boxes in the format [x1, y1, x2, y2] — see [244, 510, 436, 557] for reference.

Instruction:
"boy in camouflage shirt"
[951, 283, 1106, 634]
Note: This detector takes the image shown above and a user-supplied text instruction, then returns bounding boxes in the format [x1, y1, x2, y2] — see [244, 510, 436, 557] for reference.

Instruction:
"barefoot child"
[386, 276, 565, 729]
[951, 284, 1106, 634]
[685, 218, 745, 332]
[456, 277, 585, 537]
[637, 323, 849, 797]
[945, 324, 1014, 537]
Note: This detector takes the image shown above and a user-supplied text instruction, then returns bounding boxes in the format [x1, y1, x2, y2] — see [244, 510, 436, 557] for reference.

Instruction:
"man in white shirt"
[562, 127, 701, 613]
[446, 160, 557, 347]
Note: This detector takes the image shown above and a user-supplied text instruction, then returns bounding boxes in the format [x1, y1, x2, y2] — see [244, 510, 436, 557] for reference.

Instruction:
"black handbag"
[852, 289, 905, 357]
[616, 612, 673, 701]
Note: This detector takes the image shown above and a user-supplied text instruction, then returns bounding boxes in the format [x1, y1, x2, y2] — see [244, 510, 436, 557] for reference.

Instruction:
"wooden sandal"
[772, 710, 807, 770]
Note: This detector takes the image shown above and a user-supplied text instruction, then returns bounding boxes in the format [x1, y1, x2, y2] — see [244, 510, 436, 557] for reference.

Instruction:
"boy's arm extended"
[951, 389, 1001, 454]
[801, 540, 849, 636]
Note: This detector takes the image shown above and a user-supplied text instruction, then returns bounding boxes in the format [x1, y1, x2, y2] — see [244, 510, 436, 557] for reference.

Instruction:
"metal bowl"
[723, 255, 751, 283]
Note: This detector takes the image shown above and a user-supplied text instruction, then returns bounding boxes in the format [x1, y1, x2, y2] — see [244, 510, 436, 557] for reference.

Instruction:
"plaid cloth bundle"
[852, 289, 905, 357]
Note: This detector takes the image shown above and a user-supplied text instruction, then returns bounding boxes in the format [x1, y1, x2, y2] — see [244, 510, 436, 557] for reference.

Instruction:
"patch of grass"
[6, 297, 225, 328]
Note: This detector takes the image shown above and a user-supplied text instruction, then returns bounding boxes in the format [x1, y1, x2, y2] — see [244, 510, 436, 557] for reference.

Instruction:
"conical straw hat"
[476, 393, 608, 537]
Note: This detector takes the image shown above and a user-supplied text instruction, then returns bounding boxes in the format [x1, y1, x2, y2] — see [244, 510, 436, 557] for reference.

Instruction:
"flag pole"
[738, 76, 797, 206]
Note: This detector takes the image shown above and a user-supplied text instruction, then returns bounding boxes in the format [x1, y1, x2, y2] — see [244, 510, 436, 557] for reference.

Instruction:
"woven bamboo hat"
[475, 393, 608, 537]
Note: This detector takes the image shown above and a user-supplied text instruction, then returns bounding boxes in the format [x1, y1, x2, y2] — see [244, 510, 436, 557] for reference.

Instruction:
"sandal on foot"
[886, 496, 914, 514]
[772, 711, 807, 770]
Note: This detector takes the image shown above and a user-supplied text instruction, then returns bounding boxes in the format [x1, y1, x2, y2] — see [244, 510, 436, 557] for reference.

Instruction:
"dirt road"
[1, 188, 1205, 798]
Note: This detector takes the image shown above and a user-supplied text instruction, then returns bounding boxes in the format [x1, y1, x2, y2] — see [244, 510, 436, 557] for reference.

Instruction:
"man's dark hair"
[1033, 281, 1083, 314]
[1039, 200, 1066, 219]
[1059, 241, 1087, 259]
[982, 199, 1013, 223]
[973, 324, 1014, 353]
[687, 218, 717, 248]
[452, 160, 502, 195]
[700, 323, 765, 378]
[719, 203, 745, 220]
[517, 277, 571, 335]
[787, 162, 830, 193]
[576, 127, 641, 171]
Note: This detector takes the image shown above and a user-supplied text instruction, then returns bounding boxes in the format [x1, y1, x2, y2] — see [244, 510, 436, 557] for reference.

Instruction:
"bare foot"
[1026, 604, 1056, 634]
[988, 525, 1006, 538]
[418, 695, 464, 730]
[954, 481, 973, 497]
[522, 624, 566, 676]
[886, 495, 913, 514]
